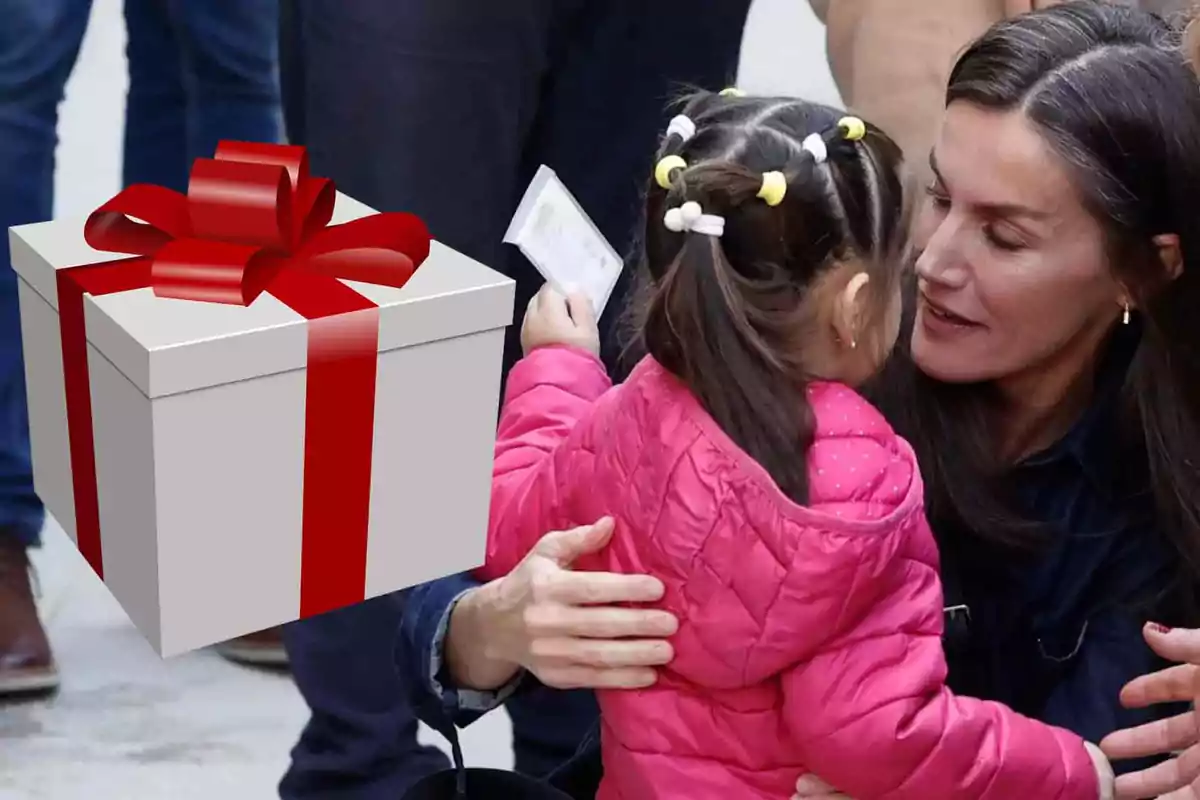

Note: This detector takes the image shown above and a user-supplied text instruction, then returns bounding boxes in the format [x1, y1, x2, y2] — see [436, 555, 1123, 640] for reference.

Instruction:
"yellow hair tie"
[654, 155, 687, 189]
[837, 116, 867, 141]
[719, 87, 745, 97]
[757, 171, 787, 206]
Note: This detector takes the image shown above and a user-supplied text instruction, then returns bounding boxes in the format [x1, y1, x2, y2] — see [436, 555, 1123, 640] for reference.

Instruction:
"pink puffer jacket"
[477, 345, 1100, 800]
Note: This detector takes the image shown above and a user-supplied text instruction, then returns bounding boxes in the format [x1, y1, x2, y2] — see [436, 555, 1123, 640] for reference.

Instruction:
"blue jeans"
[0, 0, 280, 549]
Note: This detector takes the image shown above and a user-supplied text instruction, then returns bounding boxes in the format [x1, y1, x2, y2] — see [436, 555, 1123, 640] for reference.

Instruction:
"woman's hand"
[521, 284, 600, 358]
[1101, 624, 1200, 799]
[445, 518, 679, 692]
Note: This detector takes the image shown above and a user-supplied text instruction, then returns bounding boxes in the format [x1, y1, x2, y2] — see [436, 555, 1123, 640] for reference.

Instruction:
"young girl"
[476, 91, 1115, 800]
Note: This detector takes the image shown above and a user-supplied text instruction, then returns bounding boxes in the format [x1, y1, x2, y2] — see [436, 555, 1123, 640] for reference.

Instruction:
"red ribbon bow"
[57, 141, 432, 618]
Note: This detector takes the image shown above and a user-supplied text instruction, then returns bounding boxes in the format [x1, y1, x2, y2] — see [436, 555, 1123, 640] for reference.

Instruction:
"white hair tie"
[802, 133, 828, 164]
[664, 201, 725, 237]
[666, 114, 697, 143]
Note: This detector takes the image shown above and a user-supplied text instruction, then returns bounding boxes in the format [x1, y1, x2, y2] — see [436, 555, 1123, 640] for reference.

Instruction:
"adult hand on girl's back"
[1101, 624, 1200, 799]
[446, 518, 678, 691]
[521, 284, 600, 357]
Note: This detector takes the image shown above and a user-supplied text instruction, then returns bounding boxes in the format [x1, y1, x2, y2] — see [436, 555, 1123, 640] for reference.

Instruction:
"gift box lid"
[9, 193, 516, 399]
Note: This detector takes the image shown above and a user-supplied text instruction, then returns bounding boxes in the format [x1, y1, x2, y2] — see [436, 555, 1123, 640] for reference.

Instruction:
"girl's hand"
[521, 284, 600, 357]
[1101, 624, 1200, 799]
[793, 774, 853, 799]
[1085, 742, 1116, 800]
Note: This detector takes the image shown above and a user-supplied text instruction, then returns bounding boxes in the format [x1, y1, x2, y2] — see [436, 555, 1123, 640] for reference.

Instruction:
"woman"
[399, 2, 1200, 797]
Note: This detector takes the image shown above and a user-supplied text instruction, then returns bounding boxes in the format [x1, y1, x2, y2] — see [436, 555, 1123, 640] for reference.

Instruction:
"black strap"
[436, 719, 588, 800]
[444, 722, 468, 798]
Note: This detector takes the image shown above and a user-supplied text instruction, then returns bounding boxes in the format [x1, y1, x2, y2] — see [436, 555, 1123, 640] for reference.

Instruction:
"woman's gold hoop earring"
[1122, 302, 1131, 326]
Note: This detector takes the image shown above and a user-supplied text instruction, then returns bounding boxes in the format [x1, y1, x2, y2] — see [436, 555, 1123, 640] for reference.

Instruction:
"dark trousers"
[0, 0, 281, 550]
[278, 0, 752, 797]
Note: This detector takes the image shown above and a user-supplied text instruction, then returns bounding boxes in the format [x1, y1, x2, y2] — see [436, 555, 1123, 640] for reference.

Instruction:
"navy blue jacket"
[935, 324, 1186, 762]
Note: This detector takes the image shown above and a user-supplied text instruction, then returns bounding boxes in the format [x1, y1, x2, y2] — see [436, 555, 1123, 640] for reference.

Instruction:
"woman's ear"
[833, 272, 871, 350]
[1152, 233, 1183, 282]
[1120, 234, 1184, 313]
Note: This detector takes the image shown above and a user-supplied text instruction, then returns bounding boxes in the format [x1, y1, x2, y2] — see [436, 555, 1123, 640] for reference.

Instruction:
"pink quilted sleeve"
[474, 345, 612, 581]
[773, 516, 1101, 799]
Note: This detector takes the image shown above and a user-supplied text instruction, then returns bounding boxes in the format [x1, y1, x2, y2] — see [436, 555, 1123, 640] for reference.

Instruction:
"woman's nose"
[914, 216, 968, 288]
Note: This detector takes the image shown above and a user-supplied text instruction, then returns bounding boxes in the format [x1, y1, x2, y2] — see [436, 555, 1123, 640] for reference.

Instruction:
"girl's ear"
[833, 271, 871, 350]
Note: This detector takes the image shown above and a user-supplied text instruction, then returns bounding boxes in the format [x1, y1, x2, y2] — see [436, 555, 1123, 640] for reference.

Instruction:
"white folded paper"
[504, 165, 625, 317]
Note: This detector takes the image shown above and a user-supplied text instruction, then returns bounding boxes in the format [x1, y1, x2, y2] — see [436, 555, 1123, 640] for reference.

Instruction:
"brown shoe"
[0, 539, 59, 696]
[214, 625, 290, 668]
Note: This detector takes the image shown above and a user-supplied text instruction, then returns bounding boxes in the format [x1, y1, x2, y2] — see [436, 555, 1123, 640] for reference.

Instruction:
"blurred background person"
[276, 0, 754, 797]
[811, 0, 1188, 189]
[1, 0, 282, 696]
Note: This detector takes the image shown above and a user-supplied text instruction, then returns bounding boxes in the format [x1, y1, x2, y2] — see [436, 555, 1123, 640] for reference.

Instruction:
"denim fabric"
[0, 0, 280, 548]
[0, 0, 93, 547]
[122, 0, 281, 192]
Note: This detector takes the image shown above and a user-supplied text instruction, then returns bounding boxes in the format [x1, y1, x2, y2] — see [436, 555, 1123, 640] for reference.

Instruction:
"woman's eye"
[924, 183, 950, 208]
[983, 224, 1026, 252]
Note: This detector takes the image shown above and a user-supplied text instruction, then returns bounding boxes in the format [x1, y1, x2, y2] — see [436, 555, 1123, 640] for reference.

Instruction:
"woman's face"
[910, 102, 1125, 386]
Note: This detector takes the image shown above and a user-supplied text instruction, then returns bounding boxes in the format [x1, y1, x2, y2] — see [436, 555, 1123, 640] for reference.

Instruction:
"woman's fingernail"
[1147, 622, 1173, 634]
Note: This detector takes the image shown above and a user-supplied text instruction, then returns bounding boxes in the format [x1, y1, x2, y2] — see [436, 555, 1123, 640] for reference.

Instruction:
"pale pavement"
[0, 1, 838, 797]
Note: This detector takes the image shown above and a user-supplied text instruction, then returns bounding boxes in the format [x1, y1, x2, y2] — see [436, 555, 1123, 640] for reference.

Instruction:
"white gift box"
[10, 191, 514, 657]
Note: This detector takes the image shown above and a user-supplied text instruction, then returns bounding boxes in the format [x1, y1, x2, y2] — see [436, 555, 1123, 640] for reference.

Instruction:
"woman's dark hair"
[624, 92, 909, 505]
[874, 1, 1200, 592]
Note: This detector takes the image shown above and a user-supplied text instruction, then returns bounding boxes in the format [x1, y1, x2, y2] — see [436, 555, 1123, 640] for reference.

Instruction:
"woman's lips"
[919, 294, 981, 334]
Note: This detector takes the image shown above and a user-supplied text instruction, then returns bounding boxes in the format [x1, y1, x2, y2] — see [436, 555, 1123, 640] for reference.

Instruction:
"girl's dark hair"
[624, 92, 909, 505]
[874, 2, 1200, 589]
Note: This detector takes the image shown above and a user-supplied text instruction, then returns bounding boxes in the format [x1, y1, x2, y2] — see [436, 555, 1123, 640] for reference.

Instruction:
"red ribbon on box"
[56, 141, 431, 619]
